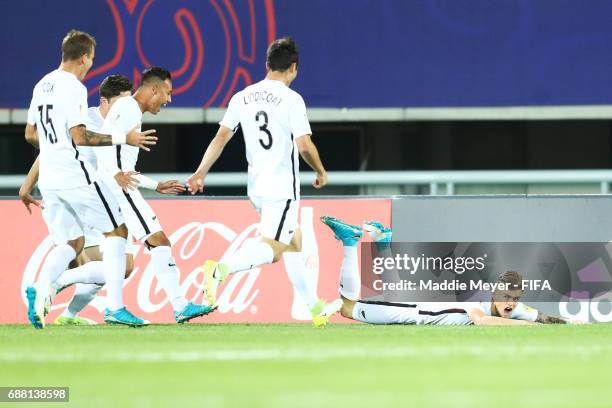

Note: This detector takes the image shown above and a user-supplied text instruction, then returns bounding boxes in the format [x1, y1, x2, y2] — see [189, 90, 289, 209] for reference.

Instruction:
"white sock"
[225, 241, 274, 273]
[103, 237, 127, 311]
[339, 246, 360, 300]
[55, 261, 106, 287]
[63, 284, 102, 317]
[37, 244, 76, 289]
[375, 246, 403, 302]
[149, 246, 188, 311]
[283, 251, 318, 309]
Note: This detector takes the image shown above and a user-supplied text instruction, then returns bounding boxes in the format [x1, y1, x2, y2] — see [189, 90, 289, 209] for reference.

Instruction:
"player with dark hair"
[99, 74, 133, 101]
[140, 66, 172, 87]
[187, 37, 338, 326]
[24, 30, 156, 329]
[89, 67, 215, 324]
[320, 216, 588, 326]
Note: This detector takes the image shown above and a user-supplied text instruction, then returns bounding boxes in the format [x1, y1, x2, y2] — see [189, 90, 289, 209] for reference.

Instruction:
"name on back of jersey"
[243, 90, 282, 107]
[42, 82, 54, 93]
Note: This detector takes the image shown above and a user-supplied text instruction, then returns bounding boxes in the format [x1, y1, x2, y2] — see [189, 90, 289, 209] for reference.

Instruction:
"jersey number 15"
[37, 104, 58, 144]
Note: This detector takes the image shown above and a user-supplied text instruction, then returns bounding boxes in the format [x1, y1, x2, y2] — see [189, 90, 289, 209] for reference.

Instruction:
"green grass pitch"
[1, 323, 611, 407]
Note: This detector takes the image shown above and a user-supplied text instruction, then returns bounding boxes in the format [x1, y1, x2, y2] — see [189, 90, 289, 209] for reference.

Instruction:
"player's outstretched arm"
[296, 135, 327, 188]
[19, 155, 41, 214]
[467, 308, 536, 326]
[131, 173, 186, 195]
[534, 311, 587, 324]
[70, 124, 157, 150]
[186, 125, 234, 194]
[24, 124, 39, 149]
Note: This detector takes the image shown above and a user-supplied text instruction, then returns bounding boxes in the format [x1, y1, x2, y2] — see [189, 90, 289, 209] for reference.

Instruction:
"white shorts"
[352, 301, 473, 325]
[111, 186, 162, 242]
[41, 181, 123, 245]
[83, 226, 138, 256]
[352, 300, 420, 325]
[250, 196, 299, 245]
[416, 305, 472, 326]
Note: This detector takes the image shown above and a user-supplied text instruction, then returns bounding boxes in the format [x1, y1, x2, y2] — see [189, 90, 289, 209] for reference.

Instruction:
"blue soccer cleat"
[363, 220, 392, 251]
[320, 215, 363, 246]
[174, 302, 217, 324]
[26, 286, 45, 329]
[103, 307, 149, 327]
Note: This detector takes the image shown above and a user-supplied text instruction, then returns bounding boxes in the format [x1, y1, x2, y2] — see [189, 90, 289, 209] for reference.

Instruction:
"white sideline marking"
[0, 344, 609, 363]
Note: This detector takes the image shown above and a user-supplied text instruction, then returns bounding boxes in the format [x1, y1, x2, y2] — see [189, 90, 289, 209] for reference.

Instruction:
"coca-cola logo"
[21, 221, 264, 317]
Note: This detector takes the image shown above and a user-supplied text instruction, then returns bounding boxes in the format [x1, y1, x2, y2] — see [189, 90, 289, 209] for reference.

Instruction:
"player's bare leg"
[340, 296, 357, 319]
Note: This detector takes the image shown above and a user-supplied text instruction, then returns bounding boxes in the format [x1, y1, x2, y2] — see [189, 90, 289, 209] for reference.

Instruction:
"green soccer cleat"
[54, 315, 94, 325]
[311, 299, 343, 328]
[202, 260, 229, 307]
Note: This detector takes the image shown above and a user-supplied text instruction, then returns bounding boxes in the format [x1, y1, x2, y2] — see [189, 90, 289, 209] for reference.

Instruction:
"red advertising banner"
[1, 198, 391, 324]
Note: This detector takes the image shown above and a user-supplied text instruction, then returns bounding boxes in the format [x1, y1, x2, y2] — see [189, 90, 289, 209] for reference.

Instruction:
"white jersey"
[417, 301, 539, 325]
[95, 96, 143, 174]
[27, 69, 96, 190]
[220, 79, 312, 200]
[78, 106, 104, 168]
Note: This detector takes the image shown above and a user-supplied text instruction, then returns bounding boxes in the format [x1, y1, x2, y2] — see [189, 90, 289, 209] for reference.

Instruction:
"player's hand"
[156, 180, 186, 195]
[126, 124, 157, 151]
[186, 172, 205, 195]
[19, 190, 40, 214]
[313, 171, 328, 189]
[115, 171, 140, 193]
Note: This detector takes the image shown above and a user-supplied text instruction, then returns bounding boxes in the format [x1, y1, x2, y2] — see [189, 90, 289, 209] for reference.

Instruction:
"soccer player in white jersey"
[320, 216, 587, 325]
[20, 74, 136, 325]
[94, 67, 215, 323]
[186, 37, 339, 326]
[23, 30, 157, 328]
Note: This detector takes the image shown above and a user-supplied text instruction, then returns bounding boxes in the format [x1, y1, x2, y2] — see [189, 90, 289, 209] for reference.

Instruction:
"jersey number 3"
[255, 111, 272, 150]
[37, 104, 58, 144]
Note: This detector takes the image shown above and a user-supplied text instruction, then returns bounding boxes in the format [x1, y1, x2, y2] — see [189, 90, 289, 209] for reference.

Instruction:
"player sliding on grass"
[320, 216, 587, 326]
[187, 37, 340, 326]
